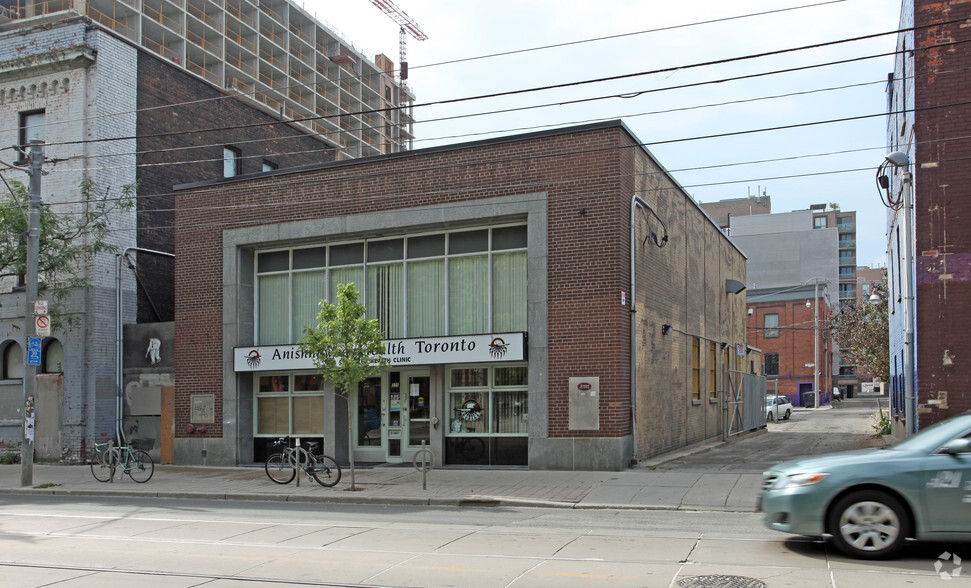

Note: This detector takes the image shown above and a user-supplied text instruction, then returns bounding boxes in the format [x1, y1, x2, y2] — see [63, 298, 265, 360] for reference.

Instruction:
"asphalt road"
[0, 493, 961, 587]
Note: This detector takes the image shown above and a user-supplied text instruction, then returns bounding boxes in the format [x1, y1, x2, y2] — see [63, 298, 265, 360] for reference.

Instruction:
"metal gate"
[725, 368, 767, 439]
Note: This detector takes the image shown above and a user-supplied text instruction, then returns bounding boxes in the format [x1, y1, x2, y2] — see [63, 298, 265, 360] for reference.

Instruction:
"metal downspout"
[629, 195, 655, 462]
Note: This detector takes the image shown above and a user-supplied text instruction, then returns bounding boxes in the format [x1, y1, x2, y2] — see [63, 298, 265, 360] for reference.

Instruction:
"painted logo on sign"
[489, 337, 508, 359]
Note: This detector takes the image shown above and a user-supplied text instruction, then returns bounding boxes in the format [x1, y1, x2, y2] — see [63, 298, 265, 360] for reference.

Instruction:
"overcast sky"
[302, 0, 902, 269]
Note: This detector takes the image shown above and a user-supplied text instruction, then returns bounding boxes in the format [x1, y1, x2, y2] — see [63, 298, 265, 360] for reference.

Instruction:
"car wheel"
[826, 490, 910, 559]
[766, 411, 775, 422]
[783, 409, 791, 420]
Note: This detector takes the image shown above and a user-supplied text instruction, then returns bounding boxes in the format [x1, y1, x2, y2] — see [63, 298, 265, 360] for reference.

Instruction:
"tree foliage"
[298, 282, 388, 489]
[830, 283, 889, 382]
[0, 176, 135, 314]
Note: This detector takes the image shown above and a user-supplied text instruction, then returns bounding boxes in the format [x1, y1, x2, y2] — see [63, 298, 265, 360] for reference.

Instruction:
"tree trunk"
[346, 393, 357, 490]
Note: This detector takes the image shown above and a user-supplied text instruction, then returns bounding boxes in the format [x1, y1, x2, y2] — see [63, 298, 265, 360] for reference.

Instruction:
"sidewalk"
[0, 397, 885, 512]
[0, 461, 763, 511]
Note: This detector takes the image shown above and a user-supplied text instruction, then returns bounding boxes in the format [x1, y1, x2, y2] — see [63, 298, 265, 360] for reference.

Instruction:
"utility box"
[568, 377, 600, 430]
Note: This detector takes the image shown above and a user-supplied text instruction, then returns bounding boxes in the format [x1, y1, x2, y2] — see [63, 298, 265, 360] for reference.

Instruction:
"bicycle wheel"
[127, 450, 155, 483]
[265, 452, 296, 484]
[89, 449, 118, 482]
[309, 454, 341, 487]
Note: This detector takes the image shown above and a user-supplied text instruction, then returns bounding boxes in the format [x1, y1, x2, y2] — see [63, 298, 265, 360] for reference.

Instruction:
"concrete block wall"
[630, 144, 747, 461]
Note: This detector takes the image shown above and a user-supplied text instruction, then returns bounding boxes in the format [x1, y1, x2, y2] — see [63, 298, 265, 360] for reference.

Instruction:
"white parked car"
[766, 395, 793, 421]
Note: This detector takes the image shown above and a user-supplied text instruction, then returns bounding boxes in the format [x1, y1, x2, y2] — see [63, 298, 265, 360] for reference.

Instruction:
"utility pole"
[22, 139, 43, 486]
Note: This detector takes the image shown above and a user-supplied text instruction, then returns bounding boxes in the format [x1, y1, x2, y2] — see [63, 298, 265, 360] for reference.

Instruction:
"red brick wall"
[913, 0, 971, 422]
[176, 125, 634, 439]
[174, 123, 746, 451]
[747, 299, 832, 401]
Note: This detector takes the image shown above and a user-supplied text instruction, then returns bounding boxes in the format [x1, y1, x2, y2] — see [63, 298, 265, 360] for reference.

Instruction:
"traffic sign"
[34, 300, 48, 315]
[27, 337, 41, 366]
[35, 315, 50, 337]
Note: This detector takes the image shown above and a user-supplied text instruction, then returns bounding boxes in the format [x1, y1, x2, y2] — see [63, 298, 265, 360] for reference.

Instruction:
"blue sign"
[27, 337, 41, 366]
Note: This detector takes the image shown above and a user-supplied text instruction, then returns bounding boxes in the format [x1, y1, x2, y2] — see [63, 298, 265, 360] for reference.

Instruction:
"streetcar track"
[0, 561, 391, 587]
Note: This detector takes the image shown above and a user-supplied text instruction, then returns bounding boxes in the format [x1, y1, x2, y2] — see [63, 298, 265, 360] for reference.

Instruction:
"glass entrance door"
[354, 371, 431, 464]
[405, 373, 431, 449]
[355, 377, 383, 453]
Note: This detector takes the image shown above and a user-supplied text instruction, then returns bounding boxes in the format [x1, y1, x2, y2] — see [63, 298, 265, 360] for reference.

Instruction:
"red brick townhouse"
[173, 121, 749, 470]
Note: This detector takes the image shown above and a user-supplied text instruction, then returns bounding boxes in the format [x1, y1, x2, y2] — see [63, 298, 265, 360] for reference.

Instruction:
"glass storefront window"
[495, 366, 528, 387]
[450, 368, 488, 387]
[257, 396, 289, 435]
[493, 390, 527, 434]
[447, 364, 527, 437]
[255, 373, 324, 436]
[449, 392, 488, 435]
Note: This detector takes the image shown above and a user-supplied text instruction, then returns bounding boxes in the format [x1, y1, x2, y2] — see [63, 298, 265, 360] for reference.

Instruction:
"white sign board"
[234, 332, 527, 372]
[34, 300, 48, 315]
[35, 315, 51, 337]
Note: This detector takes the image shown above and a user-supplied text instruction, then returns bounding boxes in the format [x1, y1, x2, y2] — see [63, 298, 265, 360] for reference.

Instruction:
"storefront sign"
[234, 332, 527, 372]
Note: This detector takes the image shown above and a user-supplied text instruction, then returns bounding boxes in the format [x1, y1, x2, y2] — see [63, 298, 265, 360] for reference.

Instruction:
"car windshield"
[886, 414, 971, 453]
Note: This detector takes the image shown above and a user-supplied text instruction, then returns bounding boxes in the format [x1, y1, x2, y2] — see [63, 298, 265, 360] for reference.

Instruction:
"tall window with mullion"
[407, 259, 445, 336]
[449, 255, 489, 335]
[367, 263, 404, 338]
[492, 251, 527, 332]
[366, 239, 404, 338]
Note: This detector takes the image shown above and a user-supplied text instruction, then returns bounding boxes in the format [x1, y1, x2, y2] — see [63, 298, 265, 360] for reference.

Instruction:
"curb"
[0, 487, 581, 510]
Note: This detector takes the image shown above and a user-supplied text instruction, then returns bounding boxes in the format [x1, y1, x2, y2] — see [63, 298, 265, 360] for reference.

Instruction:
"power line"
[27, 42, 969, 176]
[409, 1, 850, 72]
[37, 16, 967, 151]
[0, 0, 851, 138]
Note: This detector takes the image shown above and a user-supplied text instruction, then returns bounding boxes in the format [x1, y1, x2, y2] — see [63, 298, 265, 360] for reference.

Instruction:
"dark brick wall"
[174, 123, 745, 449]
[135, 51, 335, 322]
[913, 0, 971, 423]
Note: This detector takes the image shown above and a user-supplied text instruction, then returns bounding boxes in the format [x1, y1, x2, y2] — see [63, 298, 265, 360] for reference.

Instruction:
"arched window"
[42, 339, 64, 374]
[2, 342, 24, 380]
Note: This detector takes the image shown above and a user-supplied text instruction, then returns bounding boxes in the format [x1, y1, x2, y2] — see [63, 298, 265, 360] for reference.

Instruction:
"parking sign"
[27, 337, 41, 366]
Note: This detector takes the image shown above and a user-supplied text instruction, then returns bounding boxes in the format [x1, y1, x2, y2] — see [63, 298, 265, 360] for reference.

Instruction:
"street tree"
[0, 176, 135, 326]
[298, 282, 388, 490]
[830, 283, 890, 382]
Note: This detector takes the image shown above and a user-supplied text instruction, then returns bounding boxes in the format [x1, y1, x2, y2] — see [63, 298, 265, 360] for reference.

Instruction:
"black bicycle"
[264, 437, 341, 487]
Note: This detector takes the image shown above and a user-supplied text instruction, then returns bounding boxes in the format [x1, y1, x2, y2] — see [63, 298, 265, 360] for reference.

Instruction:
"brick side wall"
[912, 0, 971, 423]
[135, 51, 335, 323]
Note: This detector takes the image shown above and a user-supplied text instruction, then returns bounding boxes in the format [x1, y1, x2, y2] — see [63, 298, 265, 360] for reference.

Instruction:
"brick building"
[885, 0, 971, 433]
[0, 4, 403, 462]
[728, 211, 839, 406]
[173, 121, 751, 470]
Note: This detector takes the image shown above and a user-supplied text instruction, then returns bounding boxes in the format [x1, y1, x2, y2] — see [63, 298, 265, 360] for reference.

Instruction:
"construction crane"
[368, 0, 427, 82]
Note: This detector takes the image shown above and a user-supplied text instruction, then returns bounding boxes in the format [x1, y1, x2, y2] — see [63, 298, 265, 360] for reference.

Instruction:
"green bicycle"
[90, 440, 154, 483]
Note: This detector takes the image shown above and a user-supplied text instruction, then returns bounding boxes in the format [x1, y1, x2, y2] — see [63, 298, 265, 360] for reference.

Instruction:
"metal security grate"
[678, 576, 767, 588]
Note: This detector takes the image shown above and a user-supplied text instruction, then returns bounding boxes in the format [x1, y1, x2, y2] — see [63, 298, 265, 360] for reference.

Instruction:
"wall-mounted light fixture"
[661, 324, 673, 335]
[725, 279, 747, 294]
[747, 308, 754, 316]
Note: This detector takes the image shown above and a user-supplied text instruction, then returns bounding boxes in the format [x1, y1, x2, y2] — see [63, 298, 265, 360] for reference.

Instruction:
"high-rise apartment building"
[0, 0, 414, 158]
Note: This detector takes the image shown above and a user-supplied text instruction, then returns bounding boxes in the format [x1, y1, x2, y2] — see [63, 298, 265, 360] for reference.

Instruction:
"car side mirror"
[942, 438, 971, 455]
